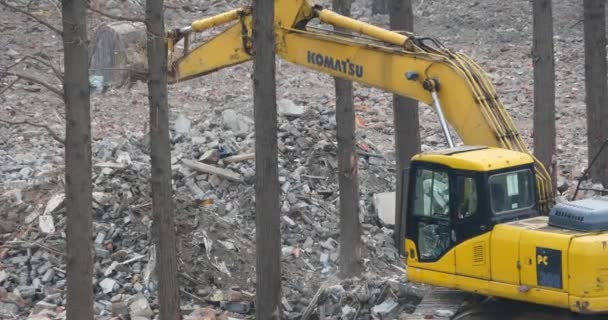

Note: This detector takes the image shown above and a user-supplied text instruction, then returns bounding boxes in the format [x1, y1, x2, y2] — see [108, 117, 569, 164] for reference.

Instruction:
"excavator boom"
[165, 0, 552, 210]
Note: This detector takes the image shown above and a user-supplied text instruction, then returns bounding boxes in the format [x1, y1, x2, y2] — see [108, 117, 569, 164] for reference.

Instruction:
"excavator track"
[405, 287, 470, 319]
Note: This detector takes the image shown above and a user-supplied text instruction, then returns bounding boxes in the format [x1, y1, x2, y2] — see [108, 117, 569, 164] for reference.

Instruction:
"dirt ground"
[0, 0, 601, 319]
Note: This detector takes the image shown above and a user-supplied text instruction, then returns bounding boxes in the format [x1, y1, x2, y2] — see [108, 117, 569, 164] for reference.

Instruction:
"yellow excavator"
[158, 0, 608, 314]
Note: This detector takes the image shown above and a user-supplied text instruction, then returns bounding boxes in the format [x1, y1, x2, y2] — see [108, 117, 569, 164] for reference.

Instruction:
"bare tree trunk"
[390, 0, 419, 256]
[252, 0, 281, 318]
[62, 0, 93, 319]
[372, 0, 389, 14]
[332, 0, 362, 279]
[532, 0, 556, 195]
[584, 0, 608, 186]
[145, 0, 180, 318]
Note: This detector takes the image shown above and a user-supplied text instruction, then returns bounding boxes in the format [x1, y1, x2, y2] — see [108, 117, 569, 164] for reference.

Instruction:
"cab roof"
[411, 146, 534, 172]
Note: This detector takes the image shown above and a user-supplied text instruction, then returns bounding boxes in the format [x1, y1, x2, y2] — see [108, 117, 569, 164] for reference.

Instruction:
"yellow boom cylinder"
[317, 9, 409, 47]
[191, 9, 243, 32]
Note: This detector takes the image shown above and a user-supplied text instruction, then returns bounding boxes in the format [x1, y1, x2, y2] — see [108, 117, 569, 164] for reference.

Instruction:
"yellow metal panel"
[413, 147, 534, 172]
[519, 229, 571, 292]
[455, 232, 491, 279]
[405, 239, 456, 275]
[569, 233, 608, 298]
[170, 19, 253, 82]
[570, 295, 608, 314]
[275, 0, 313, 28]
[408, 267, 570, 310]
[490, 224, 522, 285]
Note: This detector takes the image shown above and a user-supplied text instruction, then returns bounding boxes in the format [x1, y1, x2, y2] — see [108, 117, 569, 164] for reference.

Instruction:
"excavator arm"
[165, 0, 552, 210]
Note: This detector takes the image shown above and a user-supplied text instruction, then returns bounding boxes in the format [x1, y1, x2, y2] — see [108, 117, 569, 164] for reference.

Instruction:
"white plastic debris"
[435, 309, 456, 317]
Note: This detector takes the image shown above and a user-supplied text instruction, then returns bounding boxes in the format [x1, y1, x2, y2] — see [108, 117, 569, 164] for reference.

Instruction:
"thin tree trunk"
[62, 0, 93, 319]
[532, 0, 556, 195]
[145, 0, 180, 318]
[372, 0, 389, 15]
[332, 0, 362, 279]
[252, 0, 281, 318]
[390, 0, 419, 256]
[584, 0, 608, 186]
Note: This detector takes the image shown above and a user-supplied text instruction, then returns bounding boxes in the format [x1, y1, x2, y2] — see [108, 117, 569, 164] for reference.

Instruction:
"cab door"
[406, 165, 456, 274]
[453, 173, 492, 279]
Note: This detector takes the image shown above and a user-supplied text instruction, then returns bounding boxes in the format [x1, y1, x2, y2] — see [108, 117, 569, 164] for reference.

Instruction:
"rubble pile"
[1, 0, 603, 319]
[0, 97, 425, 319]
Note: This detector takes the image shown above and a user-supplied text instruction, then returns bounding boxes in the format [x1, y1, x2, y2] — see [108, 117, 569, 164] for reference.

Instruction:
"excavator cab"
[403, 146, 538, 264]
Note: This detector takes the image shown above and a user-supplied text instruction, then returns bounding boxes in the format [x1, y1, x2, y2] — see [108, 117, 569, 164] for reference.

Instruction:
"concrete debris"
[175, 114, 192, 134]
[116, 151, 132, 165]
[93, 191, 113, 206]
[278, 98, 307, 117]
[342, 305, 356, 317]
[557, 175, 570, 194]
[99, 278, 117, 294]
[43, 193, 65, 215]
[199, 149, 220, 164]
[38, 214, 55, 234]
[0, 301, 19, 316]
[222, 109, 252, 135]
[374, 192, 396, 226]
[129, 293, 153, 318]
[32, 301, 57, 314]
[371, 297, 399, 319]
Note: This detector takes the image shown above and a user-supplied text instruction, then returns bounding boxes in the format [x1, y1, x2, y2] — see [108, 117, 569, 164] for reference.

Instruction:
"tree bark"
[584, 0, 608, 186]
[372, 0, 389, 15]
[389, 0, 419, 256]
[252, 0, 281, 318]
[532, 0, 556, 195]
[145, 0, 180, 318]
[62, 0, 93, 319]
[332, 0, 362, 279]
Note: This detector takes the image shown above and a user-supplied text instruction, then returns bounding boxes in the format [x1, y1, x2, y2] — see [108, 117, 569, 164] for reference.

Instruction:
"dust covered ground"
[0, 0, 601, 319]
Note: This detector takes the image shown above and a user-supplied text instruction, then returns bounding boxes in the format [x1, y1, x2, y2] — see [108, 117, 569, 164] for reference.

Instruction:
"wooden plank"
[389, 0, 420, 255]
[532, 0, 556, 194]
[252, 0, 282, 318]
[182, 159, 243, 182]
[584, 0, 608, 186]
[62, 0, 94, 319]
[223, 152, 255, 163]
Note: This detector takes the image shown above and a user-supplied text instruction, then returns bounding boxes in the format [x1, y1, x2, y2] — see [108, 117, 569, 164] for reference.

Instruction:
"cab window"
[412, 168, 451, 261]
[455, 175, 478, 219]
[489, 169, 534, 214]
[413, 168, 450, 218]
